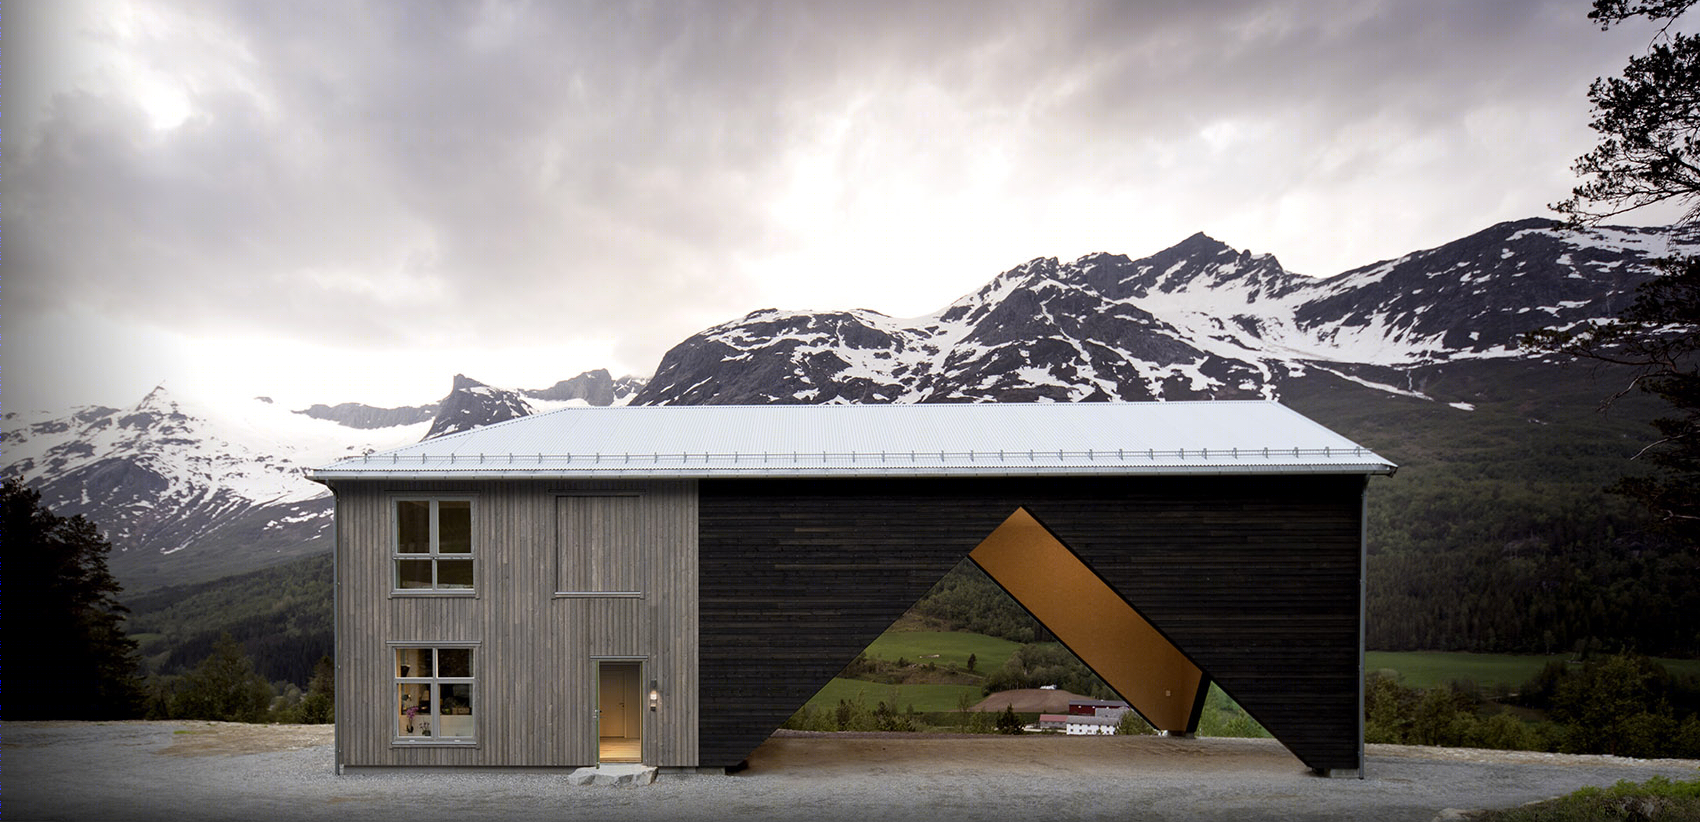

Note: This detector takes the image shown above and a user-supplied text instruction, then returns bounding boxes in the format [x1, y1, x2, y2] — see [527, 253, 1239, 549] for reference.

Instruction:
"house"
[1044, 700, 1130, 735]
[1068, 699, 1131, 717]
[306, 401, 1394, 777]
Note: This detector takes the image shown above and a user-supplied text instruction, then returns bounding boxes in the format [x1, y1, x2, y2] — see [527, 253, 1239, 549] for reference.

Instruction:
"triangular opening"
[779, 508, 1266, 737]
[780, 559, 1126, 733]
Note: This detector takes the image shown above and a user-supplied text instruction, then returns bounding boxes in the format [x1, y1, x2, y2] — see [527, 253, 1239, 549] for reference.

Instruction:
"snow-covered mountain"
[2, 388, 420, 589]
[295, 368, 643, 432]
[2, 369, 646, 590]
[635, 218, 1697, 406]
[421, 370, 645, 439]
[423, 375, 535, 440]
[6, 217, 1692, 591]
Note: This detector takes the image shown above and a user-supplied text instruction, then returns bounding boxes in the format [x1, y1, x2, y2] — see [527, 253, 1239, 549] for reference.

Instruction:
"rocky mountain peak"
[423, 375, 535, 440]
[119, 385, 191, 432]
[132, 384, 179, 413]
[1174, 231, 1234, 255]
[635, 218, 1700, 408]
[521, 368, 646, 406]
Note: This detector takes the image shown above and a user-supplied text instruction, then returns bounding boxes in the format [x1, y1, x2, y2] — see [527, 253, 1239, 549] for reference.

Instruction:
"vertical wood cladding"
[331, 479, 697, 768]
[556, 494, 643, 593]
[697, 475, 1365, 772]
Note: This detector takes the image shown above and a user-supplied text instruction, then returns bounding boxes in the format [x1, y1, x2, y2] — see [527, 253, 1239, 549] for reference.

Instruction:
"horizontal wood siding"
[332, 479, 697, 768]
[697, 476, 1365, 771]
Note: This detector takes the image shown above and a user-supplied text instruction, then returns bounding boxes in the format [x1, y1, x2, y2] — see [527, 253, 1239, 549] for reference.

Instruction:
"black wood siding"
[697, 475, 1365, 771]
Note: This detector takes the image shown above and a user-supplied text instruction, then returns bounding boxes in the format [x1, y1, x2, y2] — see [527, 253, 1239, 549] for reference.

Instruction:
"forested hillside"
[125, 552, 332, 686]
[1286, 361, 1700, 657]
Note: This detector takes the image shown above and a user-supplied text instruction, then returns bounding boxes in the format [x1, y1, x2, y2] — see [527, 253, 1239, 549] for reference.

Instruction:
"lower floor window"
[395, 646, 475, 741]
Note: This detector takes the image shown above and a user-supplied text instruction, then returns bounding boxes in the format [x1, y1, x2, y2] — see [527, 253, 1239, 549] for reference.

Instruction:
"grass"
[1470, 776, 1700, 821]
[817, 625, 1274, 738]
[799, 677, 989, 714]
[1366, 651, 1700, 691]
[1196, 684, 1270, 738]
[858, 630, 1023, 674]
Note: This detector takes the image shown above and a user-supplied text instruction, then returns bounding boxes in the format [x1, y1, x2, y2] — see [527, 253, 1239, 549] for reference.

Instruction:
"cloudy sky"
[3, 0, 1685, 413]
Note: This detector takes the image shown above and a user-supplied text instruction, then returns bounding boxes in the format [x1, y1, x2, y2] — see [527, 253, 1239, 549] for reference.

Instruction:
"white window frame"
[390, 643, 479, 746]
[391, 496, 476, 595]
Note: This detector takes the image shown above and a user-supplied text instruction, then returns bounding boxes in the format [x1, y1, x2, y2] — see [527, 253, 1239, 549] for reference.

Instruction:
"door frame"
[592, 656, 647, 765]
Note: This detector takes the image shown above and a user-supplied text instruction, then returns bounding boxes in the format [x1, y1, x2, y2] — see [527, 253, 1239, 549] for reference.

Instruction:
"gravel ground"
[5, 721, 1697, 822]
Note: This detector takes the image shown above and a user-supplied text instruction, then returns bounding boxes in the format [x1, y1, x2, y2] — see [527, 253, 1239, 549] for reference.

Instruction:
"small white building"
[1065, 714, 1120, 735]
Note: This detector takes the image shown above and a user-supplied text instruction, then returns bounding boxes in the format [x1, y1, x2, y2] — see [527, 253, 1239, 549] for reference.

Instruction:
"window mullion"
[429, 682, 440, 735]
[429, 500, 440, 589]
[429, 650, 440, 735]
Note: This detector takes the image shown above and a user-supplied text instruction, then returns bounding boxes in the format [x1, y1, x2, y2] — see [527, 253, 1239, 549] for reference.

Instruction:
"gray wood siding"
[556, 495, 642, 593]
[331, 480, 698, 768]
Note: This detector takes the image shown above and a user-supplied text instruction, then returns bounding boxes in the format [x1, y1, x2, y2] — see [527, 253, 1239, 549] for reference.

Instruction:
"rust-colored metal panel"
[969, 508, 1205, 732]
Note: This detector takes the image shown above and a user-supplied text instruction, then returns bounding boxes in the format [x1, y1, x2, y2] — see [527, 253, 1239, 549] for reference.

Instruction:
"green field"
[858, 630, 1022, 673]
[799, 677, 987, 713]
[1367, 651, 1700, 690]
[810, 636, 1700, 729]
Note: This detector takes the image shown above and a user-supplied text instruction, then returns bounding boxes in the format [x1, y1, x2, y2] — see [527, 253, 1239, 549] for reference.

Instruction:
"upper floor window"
[394, 498, 473, 592]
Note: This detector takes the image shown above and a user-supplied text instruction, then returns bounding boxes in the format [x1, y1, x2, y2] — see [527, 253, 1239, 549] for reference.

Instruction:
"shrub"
[1364, 673, 1554, 751]
[1365, 673, 1419, 743]
[1115, 710, 1156, 736]
[1195, 686, 1271, 739]
[1551, 654, 1680, 757]
[981, 643, 1113, 699]
[997, 705, 1024, 734]
[780, 704, 836, 732]
[1471, 776, 1700, 821]
[872, 700, 918, 732]
[1471, 713, 1541, 752]
[1677, 714, 1700, 759]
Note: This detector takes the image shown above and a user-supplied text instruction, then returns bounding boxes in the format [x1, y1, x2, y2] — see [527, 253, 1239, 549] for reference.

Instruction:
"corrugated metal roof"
[306, 401, 1396, 481]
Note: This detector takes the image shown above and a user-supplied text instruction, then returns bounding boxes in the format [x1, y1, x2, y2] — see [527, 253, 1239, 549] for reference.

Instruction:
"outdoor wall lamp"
[648, 680, 660, 712]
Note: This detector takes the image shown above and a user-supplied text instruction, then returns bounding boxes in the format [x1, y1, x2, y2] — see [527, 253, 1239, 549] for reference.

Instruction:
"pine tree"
[2, 479, 145, 718]
[1533, 0, 1700, 540]
[1554, 1, 1700, 225]
[296, 655, 336, 724]
[170, 633, 274, 722]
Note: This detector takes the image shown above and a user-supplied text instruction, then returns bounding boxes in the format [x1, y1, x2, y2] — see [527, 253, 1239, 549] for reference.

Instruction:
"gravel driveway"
[6, 721, 1696, 822]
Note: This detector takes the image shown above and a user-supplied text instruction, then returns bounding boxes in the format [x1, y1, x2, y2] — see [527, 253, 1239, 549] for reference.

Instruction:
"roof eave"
[304, 463, 1396, 482]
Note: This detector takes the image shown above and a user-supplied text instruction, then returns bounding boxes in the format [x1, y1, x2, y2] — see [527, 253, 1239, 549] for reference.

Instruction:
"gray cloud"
[3, 0, 1666, 410]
